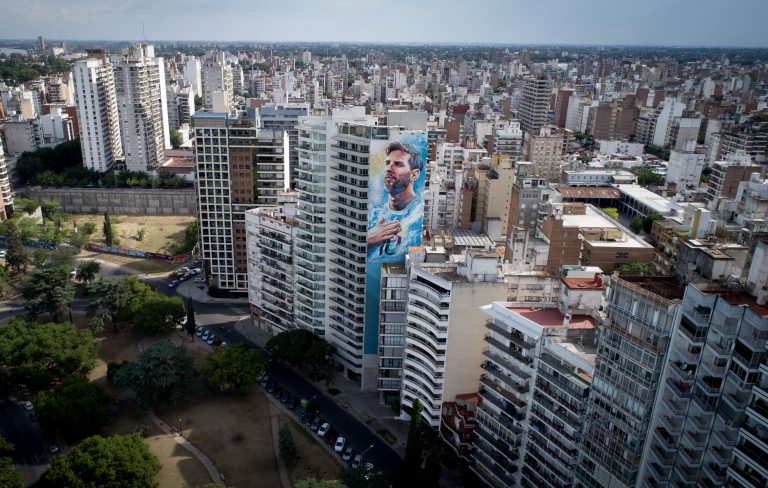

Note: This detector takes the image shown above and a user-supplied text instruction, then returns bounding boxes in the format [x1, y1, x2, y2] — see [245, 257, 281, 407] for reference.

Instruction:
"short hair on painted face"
[385, 141, 423, 172]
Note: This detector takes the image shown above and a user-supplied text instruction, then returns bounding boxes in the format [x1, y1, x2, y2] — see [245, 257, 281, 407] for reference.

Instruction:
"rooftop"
[558, 187, 622, 199]
[562, 276, 604, 291]
[613, 275, 685, 302]
[614, 184, 683, 216]
[507, 307, 596, 330]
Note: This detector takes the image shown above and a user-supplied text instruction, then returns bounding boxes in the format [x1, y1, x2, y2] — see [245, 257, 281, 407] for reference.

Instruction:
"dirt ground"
[279, 414, 342, 485]
[94, 326, 340, 488]
[71, 214, 196, 255]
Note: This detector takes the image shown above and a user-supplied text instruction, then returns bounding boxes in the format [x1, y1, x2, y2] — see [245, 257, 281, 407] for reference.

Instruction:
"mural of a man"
[367, 140, 424, 262]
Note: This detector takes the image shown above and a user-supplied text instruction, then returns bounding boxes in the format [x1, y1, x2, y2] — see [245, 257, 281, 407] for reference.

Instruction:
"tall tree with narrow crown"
[401, 399, 425, 484]
[184, 297, 197, 340]
[103, 211, 113, 247]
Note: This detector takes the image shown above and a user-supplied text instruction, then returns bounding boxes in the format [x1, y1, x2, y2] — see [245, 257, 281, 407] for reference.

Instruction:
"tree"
[117, 276, 158, 324]
[169, 129, 182, 149]
[642, 213, 664, 233]
[113, 340, 199, 411]
[131, 296, 186, 335]
[76, 260, 101, 284]
[183, 297, 197, 339]
[0, 319, 97, 390]
[0, 266, 13, 300]
[203, 345, 266, 393]
[103, 211, 113, 247]
[602, 207, 619, 221]
[278, 424, 297, 460]
[402, 399, 425, 484]
[87, 277, 135, 332]
[339, 467, 388, 488]
[194, 95, 203, 109]
[36, 376, 109, 442]
[38, 433, 161, 488]
[22, 265, 75, 322]
[40, 200, 62, 222]
[630, 216, 643, 234]
[4, 220, 28, 274]
[0, 436, 23, 488]
[633, 168, 665, 187]
[267, 329, 337, 384]
[616, 262, 653, 275]
[419, 445, 442, 488]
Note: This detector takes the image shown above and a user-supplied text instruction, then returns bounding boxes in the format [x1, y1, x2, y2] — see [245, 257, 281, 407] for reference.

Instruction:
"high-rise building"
[113, 44, 170, 172]
[193, 111, 287, 292]
[245, 192, 298, 334]
[577, 276, 686, 488]
[522, 126, 571, 181]
[519, 74, 551, 136]
[184, 56, 202, 97]
[293, 108, 369, 337]
[474, 267, 603, 488]
[401, 245, 508, 427]
[72, 50, 123, 171]
[201, 52, 233, 111]
[256, 103, 309, 188]
[0, 139, 13, 219]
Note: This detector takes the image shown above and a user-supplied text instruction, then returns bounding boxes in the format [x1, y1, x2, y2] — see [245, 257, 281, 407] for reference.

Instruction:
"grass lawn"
[279, 413, 342, 485]
[71, 214, 196, 255]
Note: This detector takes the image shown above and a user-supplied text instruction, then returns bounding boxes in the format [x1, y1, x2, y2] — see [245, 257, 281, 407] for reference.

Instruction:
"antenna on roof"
[142, 22, 146, 42]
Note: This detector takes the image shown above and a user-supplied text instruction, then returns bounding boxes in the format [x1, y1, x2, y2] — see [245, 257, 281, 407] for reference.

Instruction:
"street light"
[304, 394, 318, 416]
[360, 443, 374, 460]
[178, 418, 183, 437]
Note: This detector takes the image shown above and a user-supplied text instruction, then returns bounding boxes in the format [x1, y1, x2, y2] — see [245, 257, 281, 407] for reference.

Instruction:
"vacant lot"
[279, 413, 342, 485]
[72, 214, 196, 255]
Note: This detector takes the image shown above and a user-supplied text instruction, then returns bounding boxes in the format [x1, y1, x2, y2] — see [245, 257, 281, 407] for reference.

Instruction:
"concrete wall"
[23, 187, 197, 216]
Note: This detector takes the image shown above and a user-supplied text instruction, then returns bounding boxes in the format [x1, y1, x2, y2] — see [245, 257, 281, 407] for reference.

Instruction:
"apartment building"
[577, 276, 686, 488]
[0, 140, 12, 219]
[522, 126, 571, 181]
[201, 52, 234, 111]
[728, 361, 768, 488]
[245, 193, 297, 334]
[72, 49, 123, 171]
[474, 268, 602, 488]
[193, 111, 287, 292]
[113, 44, 170, 172]
[519, 74, 551, 136]
[638, 282, 768, 487]
[401, 245, 507, 427]
[256, 103, 309, 188]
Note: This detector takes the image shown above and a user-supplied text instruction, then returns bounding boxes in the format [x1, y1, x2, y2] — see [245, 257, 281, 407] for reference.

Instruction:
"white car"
[334, 436, 345, 453]
[179, 316, 188, 326]
[0, 250, 6, 258]
[317, 423, 331, 438]
[201, 330, 211, 341]
[22, 400, 33, 411]
[206, 335, 216, 345]
[194, 277, 207, 283]
[351, 454, 362, 469]
[195, 327, 203, 337]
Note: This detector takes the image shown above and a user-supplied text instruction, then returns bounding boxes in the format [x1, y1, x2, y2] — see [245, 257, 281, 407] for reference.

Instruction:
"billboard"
[364, 130, 427, 356]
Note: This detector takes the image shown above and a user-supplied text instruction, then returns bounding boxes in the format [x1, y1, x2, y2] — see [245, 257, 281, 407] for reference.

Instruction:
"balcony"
[683, 305, 711, 325]
[485, 321, 536, 349]
[670, 361, 696, 381]
[483, 351, 532, 381]
[477, 400, 524, 435]
[702, 463, 726, 486]
[480, 376, 527, 409]
[697, 375, 723, 395]
[484, 336, 534, 367]
[679, 317, 707, 344]
[667, 378, 693, 398]
[658, 414, 683, 434]
[475, 425, 520, 463]
[728, 464, 767, 488]
[662, 396, 687, 417]
[735, 442, 766, 471]
[651, 444, 675, 468]
[654, 427, 678, 451]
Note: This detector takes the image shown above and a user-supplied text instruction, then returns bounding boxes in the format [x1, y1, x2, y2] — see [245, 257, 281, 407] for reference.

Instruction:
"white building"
[72, 51, 124, 171]
[0, 140, 12, 219]
[113, 44, 170, 172]
[245, 194, 298, 335]
[201, 52, 233, 111]
[2, 115, 39, 155]
[38, 108, 75, 146]
[666, 144, 706, 190]
[598, 140, 645, 157]
[402, 246, 508, 427]
[184, 56, 202, 96]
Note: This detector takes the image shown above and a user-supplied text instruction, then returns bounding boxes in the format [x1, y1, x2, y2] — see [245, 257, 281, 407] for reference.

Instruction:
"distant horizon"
[3, 0, 767, 49]
[2, 39, 768, 50]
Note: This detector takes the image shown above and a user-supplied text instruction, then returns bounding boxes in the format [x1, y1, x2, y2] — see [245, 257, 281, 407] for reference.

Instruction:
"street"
[0, 396, 49, 485]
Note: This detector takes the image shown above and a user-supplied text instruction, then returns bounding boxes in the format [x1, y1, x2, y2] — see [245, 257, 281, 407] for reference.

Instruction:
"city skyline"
[3, 0, 768, 48]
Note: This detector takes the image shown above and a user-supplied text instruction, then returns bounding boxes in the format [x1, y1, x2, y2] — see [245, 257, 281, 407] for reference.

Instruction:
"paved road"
[0, 396, 49, 483]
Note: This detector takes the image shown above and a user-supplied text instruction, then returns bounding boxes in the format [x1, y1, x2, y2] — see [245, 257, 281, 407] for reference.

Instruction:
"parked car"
[179, 316, 188, 326]
[46, 443, 60, 454]
[280, 391, 289, 403]
[324, 430, 337, 446]
[299, 412, 306, 424]
[317, 422, 331, 438]
[212, 338, 222, 346]
[342, 446, 354, 462]
[351, 454, 362, 469]
[22, 400, 33, 411]
[201, 330, 211, 341]
[195, 327, 204, 337]
[265, 381, 276, 394]
[220, 341, 228, 347]
[0, 250, 7, 258]
[260, 375, 270, 388]
[286, 397, 296, 410]
[206, 335, 216, 345]
[108, 398, 124, 417]
[273, 386, 283, 399]
[168, 279, 180, 288]
[334, 436, 346, 453]
[310, 417, 322, 432]
[194, 277, 207, 283]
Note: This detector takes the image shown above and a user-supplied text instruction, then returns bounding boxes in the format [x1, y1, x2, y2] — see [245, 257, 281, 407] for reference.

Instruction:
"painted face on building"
[384, 149, 418, 195]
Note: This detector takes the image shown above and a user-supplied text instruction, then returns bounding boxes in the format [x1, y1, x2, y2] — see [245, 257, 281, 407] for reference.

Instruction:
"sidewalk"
[242, 325, 409, 457]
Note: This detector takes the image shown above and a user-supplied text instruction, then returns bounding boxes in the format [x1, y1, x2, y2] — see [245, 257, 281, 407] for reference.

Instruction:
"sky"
[3, 0, 768, 47]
